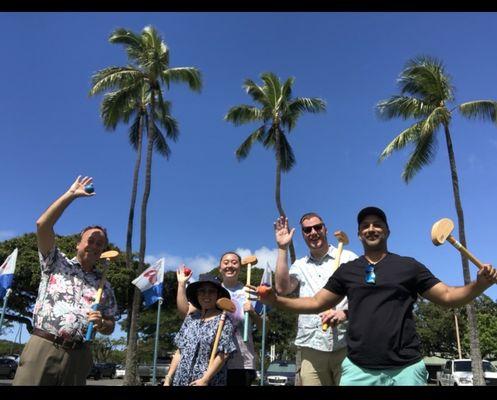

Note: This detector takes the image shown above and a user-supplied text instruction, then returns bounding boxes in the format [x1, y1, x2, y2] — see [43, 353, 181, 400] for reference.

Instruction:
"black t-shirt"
[324, 252, 440, 369]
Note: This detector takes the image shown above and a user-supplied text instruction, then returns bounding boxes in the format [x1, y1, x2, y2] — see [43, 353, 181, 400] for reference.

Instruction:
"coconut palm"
[90, 83, 171, 342]
[225, 72, 326, 264]
[377, 55, 497, 385]
[90, 25, 202, 385]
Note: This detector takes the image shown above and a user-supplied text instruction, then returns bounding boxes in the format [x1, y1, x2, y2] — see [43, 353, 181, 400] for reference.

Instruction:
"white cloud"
[144, 246, 278, 278]
[0, 230, 16, 241]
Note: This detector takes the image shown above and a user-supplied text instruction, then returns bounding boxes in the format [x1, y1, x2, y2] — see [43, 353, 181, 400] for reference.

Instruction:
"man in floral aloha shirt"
[13, 176, 117, 385]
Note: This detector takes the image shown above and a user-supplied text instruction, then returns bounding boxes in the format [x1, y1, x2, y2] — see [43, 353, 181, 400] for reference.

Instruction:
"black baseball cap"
[357, 207, 389, 229]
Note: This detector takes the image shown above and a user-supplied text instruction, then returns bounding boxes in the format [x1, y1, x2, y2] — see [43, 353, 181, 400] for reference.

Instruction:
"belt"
[32, 328, 85, 350]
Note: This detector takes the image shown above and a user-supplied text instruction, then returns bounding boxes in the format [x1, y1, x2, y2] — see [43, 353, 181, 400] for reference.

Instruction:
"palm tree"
[90, 25, 202, 385]
[376, 55, 497, 385]
[225, 72, 326, 264]
[89, 83, 160, 344]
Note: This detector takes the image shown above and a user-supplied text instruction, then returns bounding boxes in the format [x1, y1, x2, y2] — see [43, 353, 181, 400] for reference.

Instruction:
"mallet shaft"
[243, 263, 253, 342]
[209, 312, 226, 366]
[447, 236, 484, 270]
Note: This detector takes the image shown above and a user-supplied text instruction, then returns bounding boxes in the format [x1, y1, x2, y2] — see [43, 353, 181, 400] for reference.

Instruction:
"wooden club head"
[216, 297, 236, 312]
[431, 218, 454, 246]
[333, 230, 349, 245]
[100, 250, 119, 259]
[241, 255, 258, 267]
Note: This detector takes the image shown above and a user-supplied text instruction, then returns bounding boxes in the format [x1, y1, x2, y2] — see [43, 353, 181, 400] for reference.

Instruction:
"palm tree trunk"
[125, 116, 143, 345]
[124, 108, 155, 385]
[444, 125, 485, 385]
[274, 128, 296, 264]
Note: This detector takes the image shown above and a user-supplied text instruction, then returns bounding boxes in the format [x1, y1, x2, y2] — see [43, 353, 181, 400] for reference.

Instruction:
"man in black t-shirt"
[253, 206, 497, 385]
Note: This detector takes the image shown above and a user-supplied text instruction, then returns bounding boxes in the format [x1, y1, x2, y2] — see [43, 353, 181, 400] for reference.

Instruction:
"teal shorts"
[339, 357, 428, 386]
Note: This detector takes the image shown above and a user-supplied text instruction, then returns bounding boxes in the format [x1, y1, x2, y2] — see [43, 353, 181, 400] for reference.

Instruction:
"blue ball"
[84, 184, 95, 194]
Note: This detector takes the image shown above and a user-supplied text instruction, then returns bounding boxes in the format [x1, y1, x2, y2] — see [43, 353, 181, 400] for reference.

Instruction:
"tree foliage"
[415, 295, 497, 359]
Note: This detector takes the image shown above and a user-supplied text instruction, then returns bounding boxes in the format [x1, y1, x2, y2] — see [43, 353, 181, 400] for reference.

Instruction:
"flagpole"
[152, 297, 163, 386]
[260, 303, 266, 386]
[0, 288, 12, 334]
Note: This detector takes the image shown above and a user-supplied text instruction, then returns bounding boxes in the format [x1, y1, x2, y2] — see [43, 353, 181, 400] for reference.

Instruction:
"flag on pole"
[0, 248, 18, 299]
[132, 258, 165, 307]
[254, 262, 272, 314]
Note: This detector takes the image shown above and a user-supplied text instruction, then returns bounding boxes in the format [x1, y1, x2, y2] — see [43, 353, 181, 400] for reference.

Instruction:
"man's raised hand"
[68, 176, 95, 197]
[274, 216, 295, 250]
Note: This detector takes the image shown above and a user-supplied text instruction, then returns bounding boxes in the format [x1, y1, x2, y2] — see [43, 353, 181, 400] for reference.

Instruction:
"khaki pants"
[299, 346, 347, 386]
[13, 335, 93, 386]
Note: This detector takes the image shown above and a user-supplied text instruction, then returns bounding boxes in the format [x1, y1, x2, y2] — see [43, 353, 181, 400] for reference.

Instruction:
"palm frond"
[225, 105, 264, 126]
[376, 96, 433, 120]
[128, 113, 144, 150]
[109, 28, 145, 65]
[284, 97, 326, 131]
[379, 122, 423, 162]
[243, 79, 267, 105]
[101, 93, 133, 130]
[261, 72, 282, 109]
[235, 126, 267, 160]
[289, 97, 327, 114]
[262, 125, 278, 149]
[278, 132, 296, 172]
[402, 131, 438, 183]
[162, 67, 202, 92]
[459, 100, 497, 124]
[90, 67, 144, 96]
[155, 90, 179, 141]
[398, 56, 454, 105]
[419, 107, 449, 137]
[151, 121, 171, 159]
[281, 77, 295, 102]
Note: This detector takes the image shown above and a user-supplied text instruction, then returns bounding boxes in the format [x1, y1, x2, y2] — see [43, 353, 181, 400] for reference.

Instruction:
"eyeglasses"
[302, 223, 324, 234]
[365, 264, 376, 285]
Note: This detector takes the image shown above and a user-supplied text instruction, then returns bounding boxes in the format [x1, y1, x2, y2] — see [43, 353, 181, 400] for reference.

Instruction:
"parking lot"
[0, 378, 126, 386]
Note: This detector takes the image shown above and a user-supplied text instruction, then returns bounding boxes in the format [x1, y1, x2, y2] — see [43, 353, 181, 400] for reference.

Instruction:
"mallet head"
[431, 218, 455, 246]
[216, 297, 236, 313]
[241, 255, 258, 267]
[334, 230, 349, 245]
[100, 250, 119, 259]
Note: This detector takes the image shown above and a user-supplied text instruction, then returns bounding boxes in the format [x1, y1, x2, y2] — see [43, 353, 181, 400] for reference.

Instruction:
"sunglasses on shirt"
[302, 223, 325, 234]
[365, 264, 376, 285]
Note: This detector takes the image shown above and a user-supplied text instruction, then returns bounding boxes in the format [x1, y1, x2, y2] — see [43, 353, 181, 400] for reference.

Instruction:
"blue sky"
[1, 12, 497, 342]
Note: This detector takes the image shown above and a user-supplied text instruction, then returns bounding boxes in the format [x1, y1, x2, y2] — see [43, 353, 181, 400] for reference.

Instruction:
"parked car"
[0, 357, 18, 379]
[115, 364, 125, 379]
[138, 357, 171, 384]
[265, 360, 296, 386]
[437, 359, 497, 386]
[3, 354, 20, 363]
[87, 362, 116, 380]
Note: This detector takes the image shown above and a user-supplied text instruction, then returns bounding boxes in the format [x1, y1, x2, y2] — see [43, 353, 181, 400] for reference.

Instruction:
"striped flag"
[0, 249, 18, 299]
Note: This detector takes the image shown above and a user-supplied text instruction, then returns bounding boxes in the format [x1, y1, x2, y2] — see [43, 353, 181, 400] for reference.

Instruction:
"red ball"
[256, 285, 271, 297]
[183, 267, 192, 276]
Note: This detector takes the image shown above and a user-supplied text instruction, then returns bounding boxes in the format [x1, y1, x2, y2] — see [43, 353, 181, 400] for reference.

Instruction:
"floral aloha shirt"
[32, 246, 117, 341]
[173, 311, 237, 386]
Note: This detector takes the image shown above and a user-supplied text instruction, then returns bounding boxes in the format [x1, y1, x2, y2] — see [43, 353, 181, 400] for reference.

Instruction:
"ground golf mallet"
[242, 255, 258, 342]
[209, 298, 236, 367]
[85, 250, 119, 341]
[322, 230, 349, 331]
[431, 218, 484, 270]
